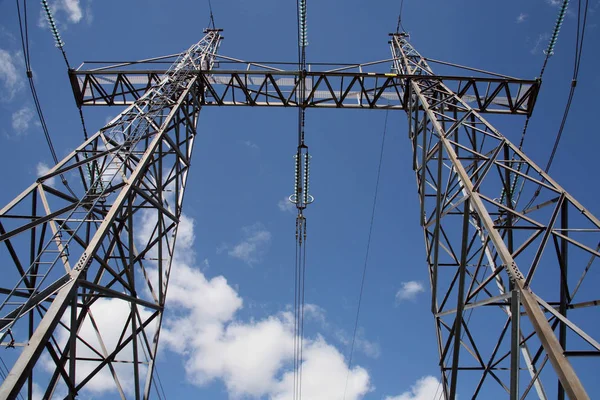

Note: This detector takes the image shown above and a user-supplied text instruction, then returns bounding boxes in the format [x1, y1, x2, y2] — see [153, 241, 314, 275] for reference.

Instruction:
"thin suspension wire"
[207, 0, 216, 29]
[299, 237, 307, 400]
[293, 1, 309, 399]
[522, 0, 589, 210]
[15, 0, 76, 197]
[396, 0, 406, 33]
[293, 218, 308, 400]
[40, 0, 92, 142]
[342, 109, 389, 400]
[501, 0, 571, 204]
[293, 234, 299, 400]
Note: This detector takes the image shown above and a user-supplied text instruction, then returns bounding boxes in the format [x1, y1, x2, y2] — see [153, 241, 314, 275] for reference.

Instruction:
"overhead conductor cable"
[290, 1, 312, 399]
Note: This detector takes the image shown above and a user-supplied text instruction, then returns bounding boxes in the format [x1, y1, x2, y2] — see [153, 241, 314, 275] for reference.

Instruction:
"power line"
[292, 1, 310, 399]
[396, 0, 406, 33]
[342, 108, 389, 400]
[522, 0, 589, 211]
[15, 0, 76, 197]
[207, 0, 216, 29]
[501, 0, 571, 205]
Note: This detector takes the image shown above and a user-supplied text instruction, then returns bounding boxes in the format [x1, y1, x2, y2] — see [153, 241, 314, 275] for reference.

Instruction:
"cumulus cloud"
[0, 49, 22, 99]
[62, 0, 83, 23]
[225, 223, 272, 265]
[385, 376, 443, 400]
[270, 336, 371, 400]
[157, 213, 371, 399]
[516, 13, 528, 23]
[12, 106, 34, 134]
[395, 281, 425, 302]
[38, 0, 88, 28]
[278, 197, 296, 213]
[36, 162, 56, 186]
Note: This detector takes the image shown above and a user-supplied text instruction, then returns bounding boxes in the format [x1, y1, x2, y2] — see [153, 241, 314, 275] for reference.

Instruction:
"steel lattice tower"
[0, 27, 598, 399]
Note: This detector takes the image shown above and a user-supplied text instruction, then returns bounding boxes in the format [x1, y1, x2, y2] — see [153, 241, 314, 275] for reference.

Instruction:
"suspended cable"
[342, 109, 388, 400]
[501, 0, 572, 205]
[15, 0, 76, 197]
[39, 0, 103, 196]
[40, 0, 92, 141]
[522, 0, 589, 211]
[290, 1, 311, 399]
[207, 0, 216, 29]
[292, 214, 308, 400]
[396, 0, 406, 33]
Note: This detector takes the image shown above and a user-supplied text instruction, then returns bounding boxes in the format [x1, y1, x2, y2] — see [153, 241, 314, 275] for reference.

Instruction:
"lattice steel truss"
[0, 28, 597, 400]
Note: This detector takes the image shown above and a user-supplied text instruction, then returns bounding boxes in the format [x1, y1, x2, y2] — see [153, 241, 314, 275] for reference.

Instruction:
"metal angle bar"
[436, 292, 511, 317]
[77, 280, 160, 311]
[535, 295, 600, 352]
[552, 231, 600, 259]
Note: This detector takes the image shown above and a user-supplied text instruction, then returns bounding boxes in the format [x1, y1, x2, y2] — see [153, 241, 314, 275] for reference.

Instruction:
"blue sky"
[1, 0, 600, 399]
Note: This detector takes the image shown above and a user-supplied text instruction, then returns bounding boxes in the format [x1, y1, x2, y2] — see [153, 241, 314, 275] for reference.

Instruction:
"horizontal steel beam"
[69, 69, 539, 115]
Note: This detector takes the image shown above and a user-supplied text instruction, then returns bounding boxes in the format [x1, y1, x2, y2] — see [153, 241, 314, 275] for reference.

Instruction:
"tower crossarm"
[391, 32, 598, 399]
[0, 29, 222, 399]
[69, 68, 539, 115]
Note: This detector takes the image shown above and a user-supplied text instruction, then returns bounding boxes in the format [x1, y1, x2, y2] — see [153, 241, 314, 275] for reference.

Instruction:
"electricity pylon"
[0, 29, 222, 399]
[391, 32, 597, 400]
[0, 27, 597, 399]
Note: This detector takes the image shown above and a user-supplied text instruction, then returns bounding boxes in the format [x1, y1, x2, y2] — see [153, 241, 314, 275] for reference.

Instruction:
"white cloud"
[84, 0, 94, 24]
[157, 213, 371, 399]
[242, 140, 259, 150]
[530, 33, 550, 55]
[164, 305, 371, 399]
[12, 106, 34, 134]
[516, 13, 528, 23]
[546, 0, 562, 6]
[278, 197, 296, 213]
[0, 49, 22, 99]
[395, 281, 425, 302]
[385, 376, 444, 400]
[335, 328, 381, 359]
[31, 382, 44, 400]
[62, 0, 83, 23]
[270, 336, 371, 400]
[303, 303, 327, 325]
[38, 0, 87, 28]
[226, 223, 272, 265]
[36, 162, 56, 186]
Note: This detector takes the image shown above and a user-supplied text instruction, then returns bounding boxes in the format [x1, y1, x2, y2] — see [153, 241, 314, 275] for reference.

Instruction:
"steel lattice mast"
[0, 29, 222, 399]
[0, 27, 598, 399]
[391, 32, 598, 399]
